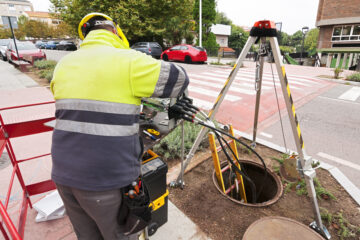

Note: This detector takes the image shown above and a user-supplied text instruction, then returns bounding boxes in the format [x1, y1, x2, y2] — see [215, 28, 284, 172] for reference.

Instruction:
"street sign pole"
[7, 16, 20, 62]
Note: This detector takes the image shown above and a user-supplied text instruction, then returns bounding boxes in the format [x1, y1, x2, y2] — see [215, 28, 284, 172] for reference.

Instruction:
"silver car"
[0, 39, 12, 61]
[131, 42, 162, 59]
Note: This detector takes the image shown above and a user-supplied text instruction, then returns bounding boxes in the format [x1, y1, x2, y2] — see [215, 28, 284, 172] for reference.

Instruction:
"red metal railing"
[0, 101, 56, 240]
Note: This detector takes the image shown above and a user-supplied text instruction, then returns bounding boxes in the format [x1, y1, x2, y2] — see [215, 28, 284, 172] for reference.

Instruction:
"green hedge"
[346, 73, 360, 82]
[34, 60, 57, 70]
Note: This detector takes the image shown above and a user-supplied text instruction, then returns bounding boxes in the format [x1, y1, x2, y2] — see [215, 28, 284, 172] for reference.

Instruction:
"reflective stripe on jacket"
[50, 29, 189, 191]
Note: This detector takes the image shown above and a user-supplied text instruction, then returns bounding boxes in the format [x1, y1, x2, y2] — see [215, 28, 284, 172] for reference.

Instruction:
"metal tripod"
[174, 24, 331, 239]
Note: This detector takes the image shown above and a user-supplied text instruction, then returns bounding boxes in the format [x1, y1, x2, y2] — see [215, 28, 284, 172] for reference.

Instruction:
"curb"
[232, 129, 360, 206]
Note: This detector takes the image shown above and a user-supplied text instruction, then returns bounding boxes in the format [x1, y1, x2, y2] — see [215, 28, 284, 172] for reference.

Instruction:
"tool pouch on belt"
[118, 182, 152, 236]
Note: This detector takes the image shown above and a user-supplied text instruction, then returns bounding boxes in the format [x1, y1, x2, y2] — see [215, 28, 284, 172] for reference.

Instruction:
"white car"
[0, 39, 12, 61]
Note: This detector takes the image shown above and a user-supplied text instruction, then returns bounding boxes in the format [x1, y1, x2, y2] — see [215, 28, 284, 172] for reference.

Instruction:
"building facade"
[0, 0, 33, 25]
[211, 24, 231, 47]
[316, 0, 360, 69]
[23, 11, 60, 26]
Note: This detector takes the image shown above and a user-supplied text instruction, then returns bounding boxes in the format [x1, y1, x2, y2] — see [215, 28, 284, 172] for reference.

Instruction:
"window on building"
[24, 6, 31, 11]
[8, 4, 16, 11]
[332, 25, 360, 42]
[353, 25, 360, 36]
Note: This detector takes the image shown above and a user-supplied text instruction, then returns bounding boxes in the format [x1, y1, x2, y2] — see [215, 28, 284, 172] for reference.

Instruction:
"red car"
[161, 44, 207, 63]
[6, 41, 46, 63]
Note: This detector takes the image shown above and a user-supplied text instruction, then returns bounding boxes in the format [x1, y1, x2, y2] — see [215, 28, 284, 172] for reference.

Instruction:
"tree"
[228, 24, 248, 50]
[215, 12, 232, 25]
[193, 0, 217, 49]
[50, 0, 194, 46]
[304, 28, 319, 54]
[290, 30, 303, 52]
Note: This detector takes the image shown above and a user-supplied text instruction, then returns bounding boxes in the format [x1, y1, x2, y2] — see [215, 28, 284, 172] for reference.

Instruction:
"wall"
[215, 35, 228, 47]
[317, 0, 360, 21]
[0, 1, 33, 25]
[318, 26, 333, 49]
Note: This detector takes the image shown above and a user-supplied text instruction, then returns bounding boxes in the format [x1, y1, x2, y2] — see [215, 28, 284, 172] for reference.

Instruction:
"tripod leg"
[269, 37, 330, 239]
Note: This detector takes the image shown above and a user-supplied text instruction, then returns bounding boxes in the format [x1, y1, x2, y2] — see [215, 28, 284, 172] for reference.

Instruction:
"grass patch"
[284, 178, 335, 200]
[33, 60, 57, 82]
[210, 62, 226, 66]
[321, 208, 360, 240]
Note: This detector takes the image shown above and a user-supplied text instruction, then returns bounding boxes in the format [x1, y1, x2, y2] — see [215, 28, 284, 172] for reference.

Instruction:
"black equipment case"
[141, 150, 168, 236]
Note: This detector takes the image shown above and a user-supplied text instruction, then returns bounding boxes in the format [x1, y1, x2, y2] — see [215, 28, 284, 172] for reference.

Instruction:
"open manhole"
[212, 160, 283, 207]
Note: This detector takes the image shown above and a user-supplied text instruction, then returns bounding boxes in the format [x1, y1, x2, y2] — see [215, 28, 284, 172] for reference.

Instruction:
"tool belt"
[118, 179, 152, 236]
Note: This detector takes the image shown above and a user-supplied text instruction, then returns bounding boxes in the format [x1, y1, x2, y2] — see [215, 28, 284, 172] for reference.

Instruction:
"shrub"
[346, 73, 360, 82]
[34, 60, 57, 70]
[333, 68, 344, 79]
[39, 69, 54, 82]
[153, 121, 207, 161]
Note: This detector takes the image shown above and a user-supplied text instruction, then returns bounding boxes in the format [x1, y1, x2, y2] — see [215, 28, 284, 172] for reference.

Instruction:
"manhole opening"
[213, 160, 283, 207]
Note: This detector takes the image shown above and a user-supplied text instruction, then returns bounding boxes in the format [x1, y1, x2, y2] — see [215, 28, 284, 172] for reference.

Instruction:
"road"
[45, 50, 360, 190]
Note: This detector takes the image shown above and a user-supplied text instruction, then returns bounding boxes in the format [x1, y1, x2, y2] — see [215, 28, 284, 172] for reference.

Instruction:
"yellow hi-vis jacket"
[50, 29, 189, 191]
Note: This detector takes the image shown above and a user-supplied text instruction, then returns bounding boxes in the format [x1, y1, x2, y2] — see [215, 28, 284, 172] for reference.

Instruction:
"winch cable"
[172, 96, 269, 202]
[213, 127, 267, 202]
[270, 63, 288, 153]
[214, 130, 257, 202]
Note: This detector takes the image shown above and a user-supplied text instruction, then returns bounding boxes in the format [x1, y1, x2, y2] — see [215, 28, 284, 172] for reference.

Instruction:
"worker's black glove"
[168, 102, 185, 120]
[168, 95, 197, 122]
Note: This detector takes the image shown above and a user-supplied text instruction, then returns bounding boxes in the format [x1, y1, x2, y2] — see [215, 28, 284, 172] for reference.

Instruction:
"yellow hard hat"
[78, 12, 129, 48]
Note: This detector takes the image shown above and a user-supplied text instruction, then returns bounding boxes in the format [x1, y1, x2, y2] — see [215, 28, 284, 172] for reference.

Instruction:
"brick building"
[316, 0, 360, 70]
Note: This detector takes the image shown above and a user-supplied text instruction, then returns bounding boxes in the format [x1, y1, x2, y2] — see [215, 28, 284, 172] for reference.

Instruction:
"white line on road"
[338, 87, 360, 101]
[260, 132, 273, 138]
[317, 152, 360, 171]
[189, 74, 271, 90]
[318, 96, 360, 105]
[191, 98, 213, 110]
[190, 79, 256, 95]
[189, 86, 242, 102]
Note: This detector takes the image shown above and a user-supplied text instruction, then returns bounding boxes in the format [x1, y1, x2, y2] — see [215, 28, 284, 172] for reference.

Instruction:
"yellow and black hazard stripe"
[281, 66, 304, 149]
[208, 64, 238, 118]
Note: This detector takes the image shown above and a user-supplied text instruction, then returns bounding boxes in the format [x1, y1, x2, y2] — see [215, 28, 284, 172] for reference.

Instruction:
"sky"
[29, 0, 319, 35]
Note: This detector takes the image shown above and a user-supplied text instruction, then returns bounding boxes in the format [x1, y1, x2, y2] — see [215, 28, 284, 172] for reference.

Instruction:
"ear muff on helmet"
[78, 12, 129, 48]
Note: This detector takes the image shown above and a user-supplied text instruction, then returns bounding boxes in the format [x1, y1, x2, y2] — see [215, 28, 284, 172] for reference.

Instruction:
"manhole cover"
[0, 152, 11, 170]
[243, 216, 324, 240]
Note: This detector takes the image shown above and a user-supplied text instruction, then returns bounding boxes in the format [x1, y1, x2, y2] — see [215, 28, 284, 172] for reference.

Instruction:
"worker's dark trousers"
[56, 183, 138, 240]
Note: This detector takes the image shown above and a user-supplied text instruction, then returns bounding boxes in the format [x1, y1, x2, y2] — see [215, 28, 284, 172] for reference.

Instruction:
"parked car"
[44, 41, 59, 50]
[6, 41, 46, 63]
[56, 41, 77, 51]
[35, 40, 47, 49]
[161, 44, 207, 63]
[0, 39, 12, 61]
[131, 42, 162, 58]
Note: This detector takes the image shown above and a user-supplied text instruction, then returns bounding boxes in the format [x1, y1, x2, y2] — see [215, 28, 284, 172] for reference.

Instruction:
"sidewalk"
[0, 60, 210, 240]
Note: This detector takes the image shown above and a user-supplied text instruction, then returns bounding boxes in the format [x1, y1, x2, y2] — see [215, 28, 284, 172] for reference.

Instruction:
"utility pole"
[199, 0, 202, 47]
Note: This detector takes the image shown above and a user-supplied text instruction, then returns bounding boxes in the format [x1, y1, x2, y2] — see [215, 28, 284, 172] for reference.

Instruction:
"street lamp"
[275, 22, 282, 44]
[199, 0, 202, 47]
[300, 26, 309, 65]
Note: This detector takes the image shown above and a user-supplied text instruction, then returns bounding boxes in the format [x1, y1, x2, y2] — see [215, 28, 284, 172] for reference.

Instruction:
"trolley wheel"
[147, 222, 158, 236]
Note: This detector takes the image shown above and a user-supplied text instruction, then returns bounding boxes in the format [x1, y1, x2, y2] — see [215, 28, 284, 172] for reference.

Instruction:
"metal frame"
[175, 34, 330, 239]
[0, 101, 56, 240]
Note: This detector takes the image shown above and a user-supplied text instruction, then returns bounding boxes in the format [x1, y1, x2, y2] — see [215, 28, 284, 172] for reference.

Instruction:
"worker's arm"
[130, 53, 189, 99]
